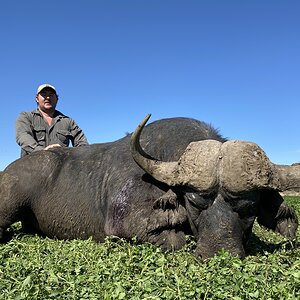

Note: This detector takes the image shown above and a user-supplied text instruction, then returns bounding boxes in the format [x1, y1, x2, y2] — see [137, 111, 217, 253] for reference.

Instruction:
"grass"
[0, 197, 299, 299]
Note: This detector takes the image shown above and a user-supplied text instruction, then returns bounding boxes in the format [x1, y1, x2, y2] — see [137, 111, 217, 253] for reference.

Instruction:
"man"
[16, 83, 88, 157]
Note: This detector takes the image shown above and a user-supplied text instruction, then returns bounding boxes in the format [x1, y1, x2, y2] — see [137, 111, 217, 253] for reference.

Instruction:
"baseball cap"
[37, 83, 57, 94]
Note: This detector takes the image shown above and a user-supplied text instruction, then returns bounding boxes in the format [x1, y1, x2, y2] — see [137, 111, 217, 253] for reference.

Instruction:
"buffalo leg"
[0, 174, 25, 240]
[257, 190, 298, 239]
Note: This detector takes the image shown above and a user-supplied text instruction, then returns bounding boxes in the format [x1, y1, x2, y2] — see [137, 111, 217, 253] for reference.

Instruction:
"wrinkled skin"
[0, 117, 298, 259]
[183, 188, 297, 258]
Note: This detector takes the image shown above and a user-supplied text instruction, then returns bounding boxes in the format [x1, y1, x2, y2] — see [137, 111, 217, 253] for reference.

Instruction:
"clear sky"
[1, 1, 299, 171]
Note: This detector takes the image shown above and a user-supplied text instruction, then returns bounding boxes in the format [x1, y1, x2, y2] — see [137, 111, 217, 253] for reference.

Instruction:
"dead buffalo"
[131, 115, 299, 258]
[0, 115, 298, 259]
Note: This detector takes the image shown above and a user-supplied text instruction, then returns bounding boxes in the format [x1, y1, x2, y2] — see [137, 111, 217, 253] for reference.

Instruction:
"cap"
[37, 83, 57, 94]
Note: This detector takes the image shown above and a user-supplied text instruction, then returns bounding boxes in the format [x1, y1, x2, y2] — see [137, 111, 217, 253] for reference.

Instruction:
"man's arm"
[69, 119, 88, 147]
[15, 112, 44, 155]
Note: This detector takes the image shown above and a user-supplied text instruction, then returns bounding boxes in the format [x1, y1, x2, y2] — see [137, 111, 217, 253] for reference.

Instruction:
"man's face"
[36, 88, 58, 112]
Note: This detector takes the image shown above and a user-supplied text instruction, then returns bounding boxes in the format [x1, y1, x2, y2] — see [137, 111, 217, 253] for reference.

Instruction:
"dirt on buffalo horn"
[220, 142, 300, 192]
[131, 115, 300, 193]
[274, 164, 300, 192]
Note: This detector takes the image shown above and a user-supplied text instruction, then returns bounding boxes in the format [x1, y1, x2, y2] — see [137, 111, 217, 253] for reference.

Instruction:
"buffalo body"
[0, 117, 297, 258]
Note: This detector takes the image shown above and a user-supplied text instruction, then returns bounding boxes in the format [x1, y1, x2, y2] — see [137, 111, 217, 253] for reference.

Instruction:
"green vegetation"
[0, 197, 299, 299]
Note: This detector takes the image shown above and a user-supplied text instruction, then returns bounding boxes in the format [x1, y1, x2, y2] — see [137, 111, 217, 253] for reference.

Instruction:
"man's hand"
[44, 144, 61, 150]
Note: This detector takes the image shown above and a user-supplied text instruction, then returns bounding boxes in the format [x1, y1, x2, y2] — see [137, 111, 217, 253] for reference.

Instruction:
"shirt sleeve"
[69, 119, 88, 147]
[15, 112, 44, 154]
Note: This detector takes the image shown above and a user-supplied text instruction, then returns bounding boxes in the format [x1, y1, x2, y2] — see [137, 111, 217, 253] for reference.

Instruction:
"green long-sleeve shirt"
[16, 109, 88, 157]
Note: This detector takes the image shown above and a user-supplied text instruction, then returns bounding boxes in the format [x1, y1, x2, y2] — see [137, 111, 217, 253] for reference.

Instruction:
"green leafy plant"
[0, 197, 299, 299]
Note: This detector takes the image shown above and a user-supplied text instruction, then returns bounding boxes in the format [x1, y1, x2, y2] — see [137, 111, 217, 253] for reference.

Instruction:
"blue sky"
[1, 0, 299, 170]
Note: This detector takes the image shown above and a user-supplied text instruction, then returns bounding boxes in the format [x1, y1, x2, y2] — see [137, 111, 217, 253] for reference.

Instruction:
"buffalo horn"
[130, 114, 179, 186]
[274, 164, 300, 191]
[131, 115, 300, 193]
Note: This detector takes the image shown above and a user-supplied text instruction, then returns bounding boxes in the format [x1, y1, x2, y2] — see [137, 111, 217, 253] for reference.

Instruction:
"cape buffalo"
[131, 115, 299, 258]
[0, 115, 298, 259]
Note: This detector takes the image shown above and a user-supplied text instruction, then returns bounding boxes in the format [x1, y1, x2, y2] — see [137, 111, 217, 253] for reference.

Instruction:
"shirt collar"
[33, 108, 65, 119]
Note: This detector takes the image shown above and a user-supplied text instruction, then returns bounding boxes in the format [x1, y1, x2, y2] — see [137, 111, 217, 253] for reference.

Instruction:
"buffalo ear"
[257, 190, 298, 239]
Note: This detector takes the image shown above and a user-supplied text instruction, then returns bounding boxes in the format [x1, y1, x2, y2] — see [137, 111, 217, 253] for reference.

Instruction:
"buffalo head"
[131, 114, 299, 258]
